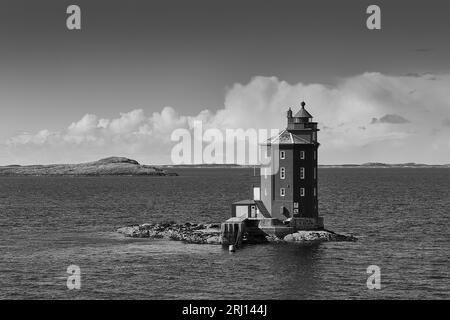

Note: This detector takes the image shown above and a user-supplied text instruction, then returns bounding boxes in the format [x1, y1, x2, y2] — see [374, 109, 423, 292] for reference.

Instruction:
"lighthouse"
[222, 101, 324, 246]
[260, 101, 322, 228]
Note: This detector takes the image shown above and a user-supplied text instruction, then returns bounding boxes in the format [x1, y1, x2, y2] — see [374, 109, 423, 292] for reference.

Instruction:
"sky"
[0, 0, 449, 165]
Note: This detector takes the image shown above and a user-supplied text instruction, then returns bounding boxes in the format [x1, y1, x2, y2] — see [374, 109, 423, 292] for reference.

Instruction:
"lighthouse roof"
[294, 106, 313, 118]
[263, 129, 312, 145]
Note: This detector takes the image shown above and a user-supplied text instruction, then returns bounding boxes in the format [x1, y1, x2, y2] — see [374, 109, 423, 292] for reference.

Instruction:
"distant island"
[0, 157, 178, 176]
[161, 164, 250, 168]
[160, 162, 450, 168]
[2, 158, 448, 176]
[319, 162, 450, 168]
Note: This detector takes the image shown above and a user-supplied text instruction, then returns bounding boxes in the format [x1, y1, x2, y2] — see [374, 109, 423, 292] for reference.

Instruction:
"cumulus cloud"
[3, 72, 450, 165]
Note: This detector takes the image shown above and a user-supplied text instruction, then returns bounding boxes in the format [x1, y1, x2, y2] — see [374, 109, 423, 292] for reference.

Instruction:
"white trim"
[270, 129, 287, 144]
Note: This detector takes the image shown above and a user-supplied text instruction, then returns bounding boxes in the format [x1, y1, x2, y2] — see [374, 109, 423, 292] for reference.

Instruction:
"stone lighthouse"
[223, 101, 323, 244]
[260, 101, 322, 229]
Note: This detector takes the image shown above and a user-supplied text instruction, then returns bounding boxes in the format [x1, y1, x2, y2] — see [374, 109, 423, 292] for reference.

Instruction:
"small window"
[314, 168, 317, 180]
[300, 188, 305, 197]
[314, 187, 317, 196]
[280, 167, 285, 179]
[293, 202, 298, 208]
[300, 167, 305, 179]
[280, 188, 285, 197]
[300, 151, 305, 160]
[280, 151, 285, 159]
[264, 188, 267, 196]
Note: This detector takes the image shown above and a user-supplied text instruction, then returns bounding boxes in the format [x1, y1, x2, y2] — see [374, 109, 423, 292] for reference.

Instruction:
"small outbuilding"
[231, 199, 271, 219]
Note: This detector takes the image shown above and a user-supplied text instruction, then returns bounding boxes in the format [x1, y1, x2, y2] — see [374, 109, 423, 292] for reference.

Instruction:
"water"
[0, 168, 448, 299]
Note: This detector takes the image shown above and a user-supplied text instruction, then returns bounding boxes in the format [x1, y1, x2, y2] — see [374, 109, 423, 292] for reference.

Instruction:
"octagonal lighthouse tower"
[260, 101, 323, 229]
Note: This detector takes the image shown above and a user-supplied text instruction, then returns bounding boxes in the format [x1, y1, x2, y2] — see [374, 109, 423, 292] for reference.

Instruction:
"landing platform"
[220, 217, 324, 245]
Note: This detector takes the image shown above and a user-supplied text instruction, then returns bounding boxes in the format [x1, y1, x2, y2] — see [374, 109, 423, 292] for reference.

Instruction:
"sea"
[0, 168, 448, 299]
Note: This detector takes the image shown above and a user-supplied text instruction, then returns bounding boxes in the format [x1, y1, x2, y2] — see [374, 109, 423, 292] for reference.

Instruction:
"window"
[314, 187, 317, 196]
[250, 205, 257, 218]
[300, 167, 305, 179]
[264, 188, 267, 196]
[300, 188, 305, 197]
[294, 202, 298, 208]
[314, 168, 317, 180]
[280, 151, 285, 159]
[280, 167, 285, 179]
[263, 167, 267, 179]
[300, 151, 305, 160]
[280, 188, 285, 197]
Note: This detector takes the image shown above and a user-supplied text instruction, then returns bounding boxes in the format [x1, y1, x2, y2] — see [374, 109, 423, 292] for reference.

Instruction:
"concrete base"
[220, 216, 325, 244]
[220, 217, 246, 246]
[286, 217, 324, 230]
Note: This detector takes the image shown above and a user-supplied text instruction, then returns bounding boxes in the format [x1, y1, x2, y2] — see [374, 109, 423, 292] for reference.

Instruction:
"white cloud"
[2, 72, 450, 165]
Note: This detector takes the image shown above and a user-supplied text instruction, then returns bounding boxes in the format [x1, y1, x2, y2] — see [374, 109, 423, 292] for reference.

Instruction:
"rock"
[266, 235, 284, 243]
[206, 236, 221, 244]
[117, 226, 139, 237]
[283, 230, 357, 242]
[205, 223, 220, 229]
[117, 222, 356, 245]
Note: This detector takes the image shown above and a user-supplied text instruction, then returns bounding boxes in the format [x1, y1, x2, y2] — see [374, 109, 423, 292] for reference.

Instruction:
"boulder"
[284, 230, 357, 242]
[206, 236, 221, 244]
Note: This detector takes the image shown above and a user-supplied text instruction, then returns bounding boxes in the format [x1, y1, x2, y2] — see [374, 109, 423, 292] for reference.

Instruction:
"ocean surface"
[0, 168, 449, 299]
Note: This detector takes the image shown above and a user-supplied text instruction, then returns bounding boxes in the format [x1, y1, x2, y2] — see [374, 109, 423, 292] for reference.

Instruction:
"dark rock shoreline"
[117, 222, 357, 244]
[117, 222, 223, 244]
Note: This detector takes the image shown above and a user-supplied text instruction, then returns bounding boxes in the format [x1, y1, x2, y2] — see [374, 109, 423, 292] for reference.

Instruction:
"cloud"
[442, 118, 450, 127]
[3, 72, 450, 164]
[370, 114, 410, 124]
